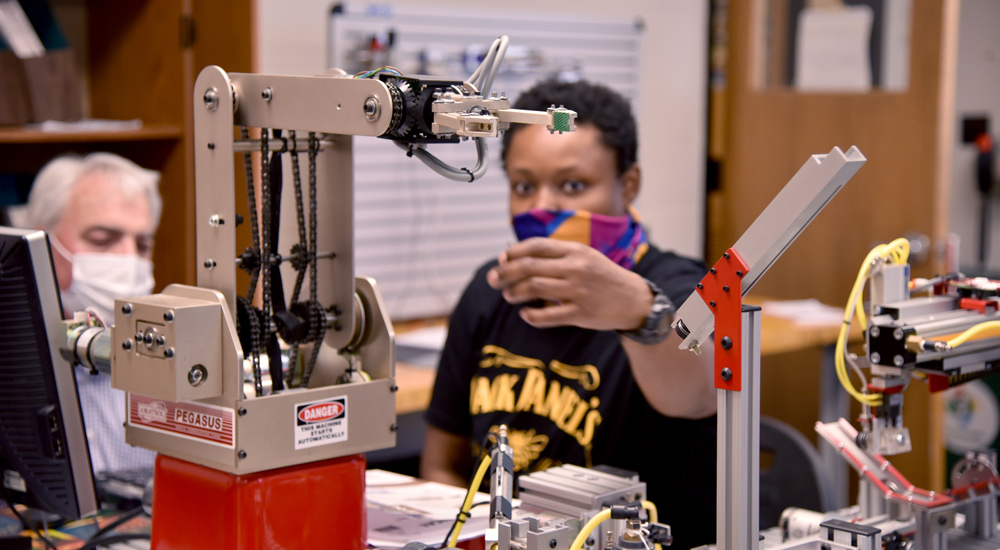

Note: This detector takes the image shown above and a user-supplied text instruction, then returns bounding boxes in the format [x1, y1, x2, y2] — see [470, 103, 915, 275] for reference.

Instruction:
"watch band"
[617, 278, 676, 345]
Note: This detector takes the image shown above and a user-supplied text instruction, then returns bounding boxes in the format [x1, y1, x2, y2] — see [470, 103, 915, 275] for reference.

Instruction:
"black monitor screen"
[0, 227, 98, 519]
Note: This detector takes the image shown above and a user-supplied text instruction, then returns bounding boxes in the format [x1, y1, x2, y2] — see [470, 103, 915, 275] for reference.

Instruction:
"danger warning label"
[294, 396, 347, 450]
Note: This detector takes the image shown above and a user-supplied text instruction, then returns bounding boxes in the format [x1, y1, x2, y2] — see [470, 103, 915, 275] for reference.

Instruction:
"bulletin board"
[328, 2, 644, 320]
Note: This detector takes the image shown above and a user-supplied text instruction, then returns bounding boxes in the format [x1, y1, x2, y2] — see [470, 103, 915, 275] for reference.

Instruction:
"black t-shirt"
[425, 244, 717, 549]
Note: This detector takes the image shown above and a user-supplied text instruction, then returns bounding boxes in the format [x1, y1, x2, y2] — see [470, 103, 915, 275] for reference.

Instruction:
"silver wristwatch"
[617, 278, 676, 345]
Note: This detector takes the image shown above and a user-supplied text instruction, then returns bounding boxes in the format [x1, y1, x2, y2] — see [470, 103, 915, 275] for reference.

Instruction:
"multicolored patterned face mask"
[511, 207, 649, 269]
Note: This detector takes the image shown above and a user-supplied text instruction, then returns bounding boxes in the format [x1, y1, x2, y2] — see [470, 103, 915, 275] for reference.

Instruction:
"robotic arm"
[60, 36, 577, 476]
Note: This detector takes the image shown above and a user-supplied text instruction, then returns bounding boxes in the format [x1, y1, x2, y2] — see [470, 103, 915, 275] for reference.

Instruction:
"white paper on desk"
[394, 325, 448, 368]
[366, 469, 491, 549]
[795, 5, 873, 92]
[761, 299, 844, 327]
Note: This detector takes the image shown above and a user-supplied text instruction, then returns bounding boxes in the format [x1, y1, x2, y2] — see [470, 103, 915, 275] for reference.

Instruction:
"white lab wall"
[951, 0, 1000, 276]
[256, 0, 709, 263]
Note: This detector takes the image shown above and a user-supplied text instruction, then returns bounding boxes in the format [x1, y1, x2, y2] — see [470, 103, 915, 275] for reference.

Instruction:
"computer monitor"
[0, 227, 99, 519]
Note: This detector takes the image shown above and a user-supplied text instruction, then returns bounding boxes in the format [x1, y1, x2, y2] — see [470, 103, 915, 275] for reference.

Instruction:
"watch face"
[653, 304, 674, 333]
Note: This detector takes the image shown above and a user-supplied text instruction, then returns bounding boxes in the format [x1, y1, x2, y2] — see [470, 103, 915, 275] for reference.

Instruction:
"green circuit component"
[551, 110, 573, 133]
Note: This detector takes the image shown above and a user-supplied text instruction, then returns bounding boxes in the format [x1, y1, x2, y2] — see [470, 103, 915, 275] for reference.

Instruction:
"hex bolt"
[203, 87, 219, 111]
[721, 368, 732, 381]
[122, 340, 133, 351]
[261, 87, 272, 102]
[238, 450, 247, 459]
[721, 336, 733, 350]
[122, 303, 133, 315]
[164, 310, 175, 322]
[164, 347, 175, 359]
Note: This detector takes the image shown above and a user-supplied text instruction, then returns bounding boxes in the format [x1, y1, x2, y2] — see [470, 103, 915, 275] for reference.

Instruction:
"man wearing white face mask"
[14, 152, 161, 475]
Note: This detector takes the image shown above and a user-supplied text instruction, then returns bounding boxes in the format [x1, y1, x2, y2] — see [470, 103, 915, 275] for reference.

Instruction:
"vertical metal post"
[717, 305, 761, 550]
[194, 66, 238, 316]
[312, 134, 355, 351]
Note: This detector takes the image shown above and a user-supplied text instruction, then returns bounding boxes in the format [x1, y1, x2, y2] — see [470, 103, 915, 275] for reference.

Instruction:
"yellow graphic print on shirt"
[470, 345, 603, 472]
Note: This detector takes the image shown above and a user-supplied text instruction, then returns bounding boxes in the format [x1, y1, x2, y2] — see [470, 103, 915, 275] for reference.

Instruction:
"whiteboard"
[328, 2, 644, 320]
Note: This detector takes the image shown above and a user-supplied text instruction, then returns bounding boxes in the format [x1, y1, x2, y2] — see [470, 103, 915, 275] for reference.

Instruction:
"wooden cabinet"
[0, 0, 252, 290]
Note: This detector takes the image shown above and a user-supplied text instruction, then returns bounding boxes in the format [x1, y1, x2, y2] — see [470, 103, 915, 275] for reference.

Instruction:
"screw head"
[261, 87, 272, 102]
[204, 258, 216, 269]
[893, 355, 905, 367]
[238, 450, 247, 459]
[709, 300, 717, 308]
[188, 364, 207, 386]
[203, 87, 219, 111]
[122, 340, 133, 351]
[364, 96, 380, 120]
[870, 326, 881, 338]
[122, 303, 133, 315]
[721, 336, 733, 350]
[238, 408, 247, 416]
[163, 310, 175, 322]
[721, 368, 733, 381]
[871, 352, 882, 364]
[164, 347, 175, 359]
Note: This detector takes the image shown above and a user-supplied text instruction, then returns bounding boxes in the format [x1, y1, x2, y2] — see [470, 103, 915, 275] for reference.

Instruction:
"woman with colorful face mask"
[422, 79, 718, 549]
[17, 152, 161, 477]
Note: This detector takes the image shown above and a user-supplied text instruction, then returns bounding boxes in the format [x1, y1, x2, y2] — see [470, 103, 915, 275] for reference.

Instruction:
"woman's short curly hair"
[501, 78, 638, 176]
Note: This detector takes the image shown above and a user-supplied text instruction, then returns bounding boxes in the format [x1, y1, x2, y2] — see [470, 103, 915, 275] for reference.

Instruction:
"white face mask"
[50, 235, 155, 324]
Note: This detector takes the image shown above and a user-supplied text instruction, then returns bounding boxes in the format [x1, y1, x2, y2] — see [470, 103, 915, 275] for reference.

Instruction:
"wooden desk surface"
[392, 296, 861, 416]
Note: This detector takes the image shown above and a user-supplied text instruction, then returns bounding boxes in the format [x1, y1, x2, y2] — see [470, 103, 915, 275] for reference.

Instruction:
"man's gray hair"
[20, 152, 162, 231]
